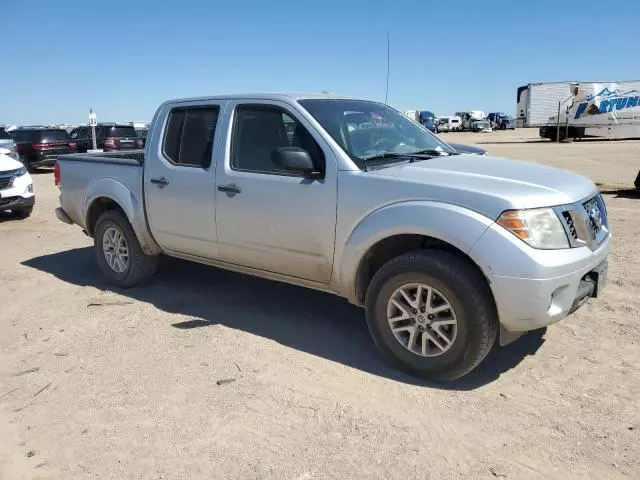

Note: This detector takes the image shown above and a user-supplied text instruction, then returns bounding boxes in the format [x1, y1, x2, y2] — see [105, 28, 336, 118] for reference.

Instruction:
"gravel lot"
[1, 129, 639, 479]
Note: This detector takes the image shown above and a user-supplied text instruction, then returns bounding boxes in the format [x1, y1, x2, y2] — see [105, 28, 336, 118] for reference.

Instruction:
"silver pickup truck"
[55, 94, 611, 381]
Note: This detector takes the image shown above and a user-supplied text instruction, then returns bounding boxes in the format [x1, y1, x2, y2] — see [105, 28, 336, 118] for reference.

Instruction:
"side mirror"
[271, 147, 321, 178]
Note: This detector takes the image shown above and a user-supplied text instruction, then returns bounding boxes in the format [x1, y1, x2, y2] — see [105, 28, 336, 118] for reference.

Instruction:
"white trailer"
[516, 82, 579, 127]
[517, 81, 640, 139]
[527, 81, 640, 141]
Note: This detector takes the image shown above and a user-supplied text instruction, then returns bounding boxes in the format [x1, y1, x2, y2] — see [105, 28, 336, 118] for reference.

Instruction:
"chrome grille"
[562, 211, 578, 239]
[556, 193, 609, 251]
[583, 197, 603, 235]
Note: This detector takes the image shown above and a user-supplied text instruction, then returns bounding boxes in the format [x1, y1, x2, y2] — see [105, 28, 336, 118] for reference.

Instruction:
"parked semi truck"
[518, 81, 640, 188]
[517, 81, 640, 139]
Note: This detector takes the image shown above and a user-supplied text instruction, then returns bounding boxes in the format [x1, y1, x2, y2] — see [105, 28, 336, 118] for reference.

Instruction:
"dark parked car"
[0, 127, 18, 157]
[134, 126, 149, 148]
[10, 127, 76, 171]
[69, 124, 143, 153]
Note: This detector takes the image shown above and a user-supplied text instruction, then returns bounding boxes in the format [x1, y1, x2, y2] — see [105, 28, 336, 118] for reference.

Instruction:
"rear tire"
[94, 209, 158, 288]
[365, 251, 498, 381]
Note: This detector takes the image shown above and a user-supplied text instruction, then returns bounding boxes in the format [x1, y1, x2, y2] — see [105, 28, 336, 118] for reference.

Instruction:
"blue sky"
[2, 0, 639, 125]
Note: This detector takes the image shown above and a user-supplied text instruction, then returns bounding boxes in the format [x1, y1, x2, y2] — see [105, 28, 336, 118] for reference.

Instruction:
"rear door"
[144, 101, 225, 258]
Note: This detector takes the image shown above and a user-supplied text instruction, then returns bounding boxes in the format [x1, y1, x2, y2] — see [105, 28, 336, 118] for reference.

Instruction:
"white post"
[89, 108, 97, 151]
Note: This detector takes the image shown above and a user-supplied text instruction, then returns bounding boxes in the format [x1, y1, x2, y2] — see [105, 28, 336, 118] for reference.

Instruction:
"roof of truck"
[162, 92, 360, 105]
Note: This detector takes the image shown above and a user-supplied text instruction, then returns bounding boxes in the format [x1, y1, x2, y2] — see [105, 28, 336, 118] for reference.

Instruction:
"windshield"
[299, 99, 455, 169]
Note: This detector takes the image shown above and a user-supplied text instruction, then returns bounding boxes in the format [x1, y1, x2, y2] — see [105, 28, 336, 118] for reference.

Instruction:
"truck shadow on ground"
[598, 188, 640, 199]
[23, 247, 546, 391]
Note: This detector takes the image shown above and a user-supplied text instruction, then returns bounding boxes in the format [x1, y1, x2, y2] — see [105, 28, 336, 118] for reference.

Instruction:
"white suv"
[0, 147, 35, 217]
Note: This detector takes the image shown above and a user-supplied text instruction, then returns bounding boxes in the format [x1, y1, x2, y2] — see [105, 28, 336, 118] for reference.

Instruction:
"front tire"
[94, 210, 158, 288]
[365, 251, 498, 381]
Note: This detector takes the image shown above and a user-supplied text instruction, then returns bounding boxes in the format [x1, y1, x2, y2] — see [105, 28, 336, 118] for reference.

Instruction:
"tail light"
[14, 144, 22, 153]
[136, 138, 144, 148]
[104, 138, 116, 148]
[69, 142, 77, 150]
[33, 141, 69, 150]
[54, 162, 60, 187]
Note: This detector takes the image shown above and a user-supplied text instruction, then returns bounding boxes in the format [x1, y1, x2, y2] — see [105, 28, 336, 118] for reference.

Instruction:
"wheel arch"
[84, 178, 161, 255]
[336, 201, 495, 306]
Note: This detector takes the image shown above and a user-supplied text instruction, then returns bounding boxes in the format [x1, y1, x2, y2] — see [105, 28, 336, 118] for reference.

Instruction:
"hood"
[369, 154, 597, 218]
[0, 153, 24, 172]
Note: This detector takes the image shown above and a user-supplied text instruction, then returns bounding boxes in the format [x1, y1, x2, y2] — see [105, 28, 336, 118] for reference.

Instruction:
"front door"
[144, 102, 225, 258]
[215, 101, 337, 283]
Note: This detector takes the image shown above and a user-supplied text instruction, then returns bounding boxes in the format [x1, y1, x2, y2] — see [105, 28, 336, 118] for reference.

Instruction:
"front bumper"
[0, 172, 35, 210]
[472, 223, 612, 332]
[0, 194, 35, 210]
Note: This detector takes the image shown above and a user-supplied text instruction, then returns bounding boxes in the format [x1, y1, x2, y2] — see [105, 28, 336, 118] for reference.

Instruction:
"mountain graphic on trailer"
[584, 88, 640, 101]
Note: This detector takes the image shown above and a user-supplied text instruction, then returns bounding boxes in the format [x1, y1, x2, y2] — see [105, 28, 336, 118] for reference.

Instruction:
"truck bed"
[57, 151, 145, 231]
[58, 150, 145, 166]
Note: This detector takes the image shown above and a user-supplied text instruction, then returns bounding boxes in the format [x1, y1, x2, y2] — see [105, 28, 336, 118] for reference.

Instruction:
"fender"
[84, 177, 162, 256]
[334, 200, 495, 304]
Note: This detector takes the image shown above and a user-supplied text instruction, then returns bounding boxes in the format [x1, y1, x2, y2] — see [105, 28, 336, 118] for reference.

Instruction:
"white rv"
[461, 111, 487, 132]
[436, 116, 462, 132]
[521, 81, 640, 140]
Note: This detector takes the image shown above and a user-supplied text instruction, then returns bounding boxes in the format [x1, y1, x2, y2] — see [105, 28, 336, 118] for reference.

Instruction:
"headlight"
[497, 208, 569, 249]
[15, 166, 28, 177]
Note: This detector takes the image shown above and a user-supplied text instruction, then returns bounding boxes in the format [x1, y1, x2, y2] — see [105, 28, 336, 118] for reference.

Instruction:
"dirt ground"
[1, 129, 639, 479]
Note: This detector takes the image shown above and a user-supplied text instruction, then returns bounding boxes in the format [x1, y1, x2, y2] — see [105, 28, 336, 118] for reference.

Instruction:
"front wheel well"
[354, 234, 490, 306]
[86, 197, 125, 236]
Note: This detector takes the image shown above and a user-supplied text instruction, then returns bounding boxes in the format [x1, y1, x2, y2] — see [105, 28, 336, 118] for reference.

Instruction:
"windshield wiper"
[408, 149, 453, 156]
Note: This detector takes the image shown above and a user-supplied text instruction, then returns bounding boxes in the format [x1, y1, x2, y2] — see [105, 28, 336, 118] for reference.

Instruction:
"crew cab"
[55, 94, 611, 381]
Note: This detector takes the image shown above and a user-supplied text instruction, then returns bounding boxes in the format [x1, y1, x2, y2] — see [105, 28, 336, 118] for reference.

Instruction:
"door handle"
[217, 184, 241, 194]
[150, 177, 169, 186]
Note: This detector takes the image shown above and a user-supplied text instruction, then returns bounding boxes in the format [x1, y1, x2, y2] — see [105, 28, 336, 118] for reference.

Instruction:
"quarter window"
[231, 105, 323, 175]
[162, 107, 219, 168]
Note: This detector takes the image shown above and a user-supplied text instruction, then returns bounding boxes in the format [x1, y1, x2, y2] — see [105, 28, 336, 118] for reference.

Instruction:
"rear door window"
[38, 130, 71, 142]
[162, 106, 219, 168]
[103, 126, 137, 138]
[11, 130, 34, 142]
